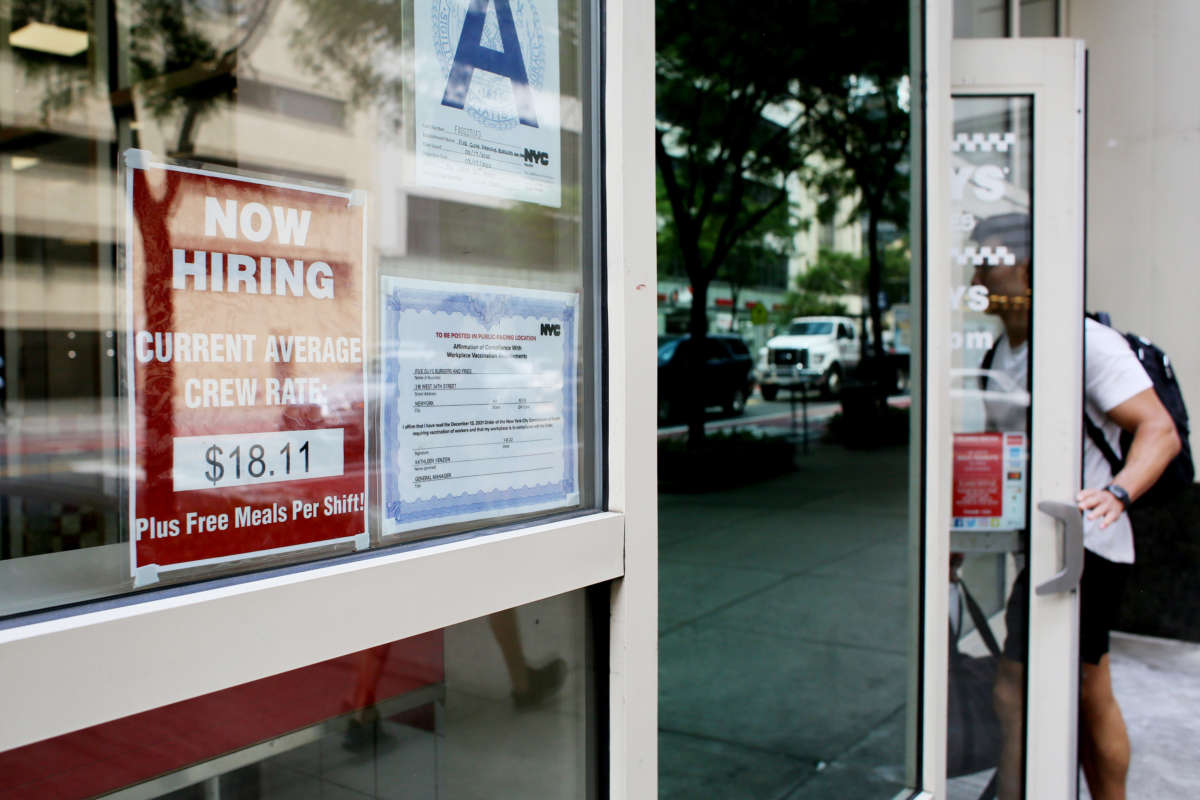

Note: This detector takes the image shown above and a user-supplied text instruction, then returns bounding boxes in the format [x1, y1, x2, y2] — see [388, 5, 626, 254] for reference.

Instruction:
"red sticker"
[953, 433, 1004, 518]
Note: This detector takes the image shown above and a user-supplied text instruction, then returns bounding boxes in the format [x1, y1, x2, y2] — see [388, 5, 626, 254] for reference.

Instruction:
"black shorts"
[1002, 549, 1130, 665]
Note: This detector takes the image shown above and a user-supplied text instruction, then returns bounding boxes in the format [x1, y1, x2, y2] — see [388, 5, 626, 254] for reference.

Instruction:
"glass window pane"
[1019, 0, 1058, 37]
[955, 0, 1009, 38]
[946, 95, 1033, 795]
[0, 588, 597, 798]
[655, 0, 917, 794]
[1, 0, 601, 616]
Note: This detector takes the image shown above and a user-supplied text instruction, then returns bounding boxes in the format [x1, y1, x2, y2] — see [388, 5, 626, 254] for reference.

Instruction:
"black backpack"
[1084, 312, 1195, 507]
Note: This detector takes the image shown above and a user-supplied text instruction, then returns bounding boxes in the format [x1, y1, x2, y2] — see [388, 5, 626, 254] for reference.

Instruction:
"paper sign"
[952, 432, 1027, 530]
[414, 0, 561, 207]
[380, 277, 579, 534]
[124, 153, 367, 582]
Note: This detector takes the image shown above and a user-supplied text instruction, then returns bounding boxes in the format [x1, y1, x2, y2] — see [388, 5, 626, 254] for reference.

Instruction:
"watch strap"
[1104, 483, 1132, 509]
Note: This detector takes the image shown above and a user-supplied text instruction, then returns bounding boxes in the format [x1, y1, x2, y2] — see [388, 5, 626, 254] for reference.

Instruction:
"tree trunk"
[866, 205, 885, 361]
[686, 280, 710, 447]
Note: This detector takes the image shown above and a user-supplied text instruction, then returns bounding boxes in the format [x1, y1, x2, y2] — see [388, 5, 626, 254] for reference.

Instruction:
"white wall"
[1068, 0, 1200, 427]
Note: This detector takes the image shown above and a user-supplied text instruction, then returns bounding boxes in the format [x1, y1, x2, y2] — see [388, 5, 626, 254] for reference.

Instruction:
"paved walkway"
[658, 442, 1200, 798]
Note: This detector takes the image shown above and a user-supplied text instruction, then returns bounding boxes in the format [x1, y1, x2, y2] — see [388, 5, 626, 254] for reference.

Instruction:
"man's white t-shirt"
[983, 318, 1152, 563]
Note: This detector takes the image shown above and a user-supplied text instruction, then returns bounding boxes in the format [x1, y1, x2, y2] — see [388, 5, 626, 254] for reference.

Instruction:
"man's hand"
[1077, 487, 1126, 529]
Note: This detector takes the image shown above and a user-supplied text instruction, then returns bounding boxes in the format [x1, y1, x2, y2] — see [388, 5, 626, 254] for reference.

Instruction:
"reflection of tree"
[779, 246, 910, 330]
[9, 0, 93, 118]
[656, 0, 819, 444]
[656, 0, 910, 442]
[128, 0, 275, 155]
[656, 169, 794, 332]
[289, 0, 407, 120]
[10, 0, 273, 154]
[802, 70, 910, 359]
[133, 166, 184, 502]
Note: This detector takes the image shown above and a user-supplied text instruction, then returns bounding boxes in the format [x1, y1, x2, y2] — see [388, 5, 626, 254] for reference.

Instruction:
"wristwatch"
[1104, 483, 1132, 510]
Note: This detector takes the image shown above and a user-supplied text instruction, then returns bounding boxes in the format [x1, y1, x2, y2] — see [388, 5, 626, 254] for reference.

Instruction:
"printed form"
[380, 277, 579, 534]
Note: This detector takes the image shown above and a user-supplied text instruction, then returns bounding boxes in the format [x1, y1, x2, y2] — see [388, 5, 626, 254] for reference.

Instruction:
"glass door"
[937, 38, 1087, 799]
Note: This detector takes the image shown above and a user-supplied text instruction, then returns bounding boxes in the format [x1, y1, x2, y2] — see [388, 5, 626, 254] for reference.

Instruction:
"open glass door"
[940, 38, 1087, 799]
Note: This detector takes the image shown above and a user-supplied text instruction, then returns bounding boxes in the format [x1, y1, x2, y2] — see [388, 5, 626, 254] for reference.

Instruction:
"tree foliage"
[655, 0, 825, 441]
[655, 0, 911, 441]
[9, 0, 93, 118]
[129, 0, 275, 154]
[794, 1, 910, 357]
[777, 246, 909, 325]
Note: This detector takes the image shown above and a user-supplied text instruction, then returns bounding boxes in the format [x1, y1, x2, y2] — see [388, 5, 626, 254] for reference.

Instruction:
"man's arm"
[1077, 387, 1181, 528]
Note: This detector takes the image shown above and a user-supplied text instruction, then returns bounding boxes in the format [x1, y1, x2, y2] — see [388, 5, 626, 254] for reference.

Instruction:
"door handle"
[1034, 501, 1085, 595]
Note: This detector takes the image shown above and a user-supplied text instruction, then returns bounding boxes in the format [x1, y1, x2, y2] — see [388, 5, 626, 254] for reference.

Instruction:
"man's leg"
[992, 564, 1030, 800]
[1079, 654, 1130, 800]
[993, 656, 1025, 800]
[1077, 549, 1132, 799]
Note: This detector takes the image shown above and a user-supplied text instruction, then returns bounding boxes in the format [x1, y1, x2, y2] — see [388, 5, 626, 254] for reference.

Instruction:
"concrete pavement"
[659, 441, 1200, 799]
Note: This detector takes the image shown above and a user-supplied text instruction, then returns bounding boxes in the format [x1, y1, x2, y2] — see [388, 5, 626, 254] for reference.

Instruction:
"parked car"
[658, 333, 756, 422]
[758, 316, 861, 400]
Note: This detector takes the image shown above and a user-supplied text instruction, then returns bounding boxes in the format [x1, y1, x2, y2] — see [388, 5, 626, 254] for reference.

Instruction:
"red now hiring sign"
[124, 152, 367, 584]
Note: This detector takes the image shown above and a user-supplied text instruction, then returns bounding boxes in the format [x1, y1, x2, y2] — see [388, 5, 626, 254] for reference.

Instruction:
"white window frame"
[914, 0, 954, 794]
[0, 2, 658, 799]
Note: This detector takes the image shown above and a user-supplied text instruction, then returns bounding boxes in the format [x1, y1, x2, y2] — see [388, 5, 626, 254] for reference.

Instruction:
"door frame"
[918, 34, 1087, 798]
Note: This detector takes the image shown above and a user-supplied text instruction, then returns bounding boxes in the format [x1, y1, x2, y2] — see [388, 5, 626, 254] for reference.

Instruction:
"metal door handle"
[1035, 501, 1085, 595]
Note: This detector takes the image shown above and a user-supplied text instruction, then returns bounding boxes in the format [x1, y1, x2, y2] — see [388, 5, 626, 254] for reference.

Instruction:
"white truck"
[758, 316, 862, 400]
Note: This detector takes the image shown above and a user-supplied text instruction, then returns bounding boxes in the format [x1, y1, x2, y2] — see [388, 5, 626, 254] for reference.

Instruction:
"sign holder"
[121, 150, 370, 586]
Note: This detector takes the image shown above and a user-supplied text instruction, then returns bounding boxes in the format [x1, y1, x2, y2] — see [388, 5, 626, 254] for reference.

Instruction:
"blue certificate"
[380, 277, 580, 535]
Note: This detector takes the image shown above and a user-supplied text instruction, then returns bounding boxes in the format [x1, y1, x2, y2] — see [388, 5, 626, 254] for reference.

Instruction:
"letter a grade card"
[414, 0, 561, 207]
[124, 153, 367, 584]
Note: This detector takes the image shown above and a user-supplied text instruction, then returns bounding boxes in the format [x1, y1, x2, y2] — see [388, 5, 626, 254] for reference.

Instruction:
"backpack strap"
[978, 339, 1000, 392]
[1084, 410, 1124, 477]
[958, 579, 1003, 659]
[1083, 312, 1129, 477]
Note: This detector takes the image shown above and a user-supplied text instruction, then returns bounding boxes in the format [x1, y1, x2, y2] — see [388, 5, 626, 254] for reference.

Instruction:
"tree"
[8, 0, 93, 119]
[777, 246, 909, 329]
[656, 0, 910, 442]
[799, 0, 910, 360]
[655, 0, 818, 443]
[656, 170, 793, 331]
[128, 0, 276, 155]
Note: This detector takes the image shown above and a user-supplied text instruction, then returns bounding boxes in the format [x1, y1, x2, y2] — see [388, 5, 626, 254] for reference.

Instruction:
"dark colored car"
[657, 334, 756, 423]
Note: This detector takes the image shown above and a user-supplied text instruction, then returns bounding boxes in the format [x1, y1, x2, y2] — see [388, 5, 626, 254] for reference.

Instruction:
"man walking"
[970, 213, 1181, 800]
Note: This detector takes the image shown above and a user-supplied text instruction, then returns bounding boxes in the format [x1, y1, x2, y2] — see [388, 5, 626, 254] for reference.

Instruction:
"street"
[658, 391, 910, 441]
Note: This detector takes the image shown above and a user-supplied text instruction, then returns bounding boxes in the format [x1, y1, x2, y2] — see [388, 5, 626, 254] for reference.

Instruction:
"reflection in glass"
[0, 589, 595, 798]
[954, 0, 1009, 38]
[0, 0, 599, 616]
[1019, 0, 1058, 37]
[655, 0, 915, 792]
[946, 96, 1033, 799]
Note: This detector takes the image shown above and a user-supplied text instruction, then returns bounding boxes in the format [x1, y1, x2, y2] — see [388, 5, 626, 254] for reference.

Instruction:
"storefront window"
[1, 0, 602, 617]
[0, 589, 598, 799]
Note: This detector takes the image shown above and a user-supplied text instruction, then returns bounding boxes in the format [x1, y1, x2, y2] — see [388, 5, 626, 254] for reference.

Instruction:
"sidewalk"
[658, 442, 1200, 798]
[1084, 632, 1200, 799]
